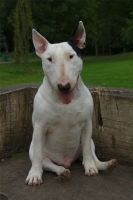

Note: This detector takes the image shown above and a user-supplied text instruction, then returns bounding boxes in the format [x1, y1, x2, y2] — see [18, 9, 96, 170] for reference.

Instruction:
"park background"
[0, 0, 133, 88]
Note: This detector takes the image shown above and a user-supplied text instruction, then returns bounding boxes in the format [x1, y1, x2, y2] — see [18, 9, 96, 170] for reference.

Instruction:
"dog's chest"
[44, 107, 86, 152]
[47, 110, 84, 136]
[48, 104, 86, 130]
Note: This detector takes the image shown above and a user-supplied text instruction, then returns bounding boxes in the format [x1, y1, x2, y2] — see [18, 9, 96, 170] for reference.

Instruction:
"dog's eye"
[47, 57, 52, 62]
[70, 55, 74, 59]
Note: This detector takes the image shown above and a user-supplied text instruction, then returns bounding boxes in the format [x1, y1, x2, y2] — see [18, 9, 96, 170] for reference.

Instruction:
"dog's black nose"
[58, 83, 70, 92]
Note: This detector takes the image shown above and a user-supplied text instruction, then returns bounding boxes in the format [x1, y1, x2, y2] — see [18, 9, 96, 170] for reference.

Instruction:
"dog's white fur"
[26, 21, 117, 186]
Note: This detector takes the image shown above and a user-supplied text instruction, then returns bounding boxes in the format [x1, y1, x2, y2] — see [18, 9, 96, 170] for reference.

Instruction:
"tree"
[0, 22, 6, 51]
[121, 12, 133, 46]
[31, 0, 99, 46]
[97, 1, 113, 55]
[81, 0, 99, 56]
[93, 0, 133, 56]
[13, 0, 33, 63]
[1, 0, 133, 57]
[110, 0, 133, 53]
[0, 0, 17, 51]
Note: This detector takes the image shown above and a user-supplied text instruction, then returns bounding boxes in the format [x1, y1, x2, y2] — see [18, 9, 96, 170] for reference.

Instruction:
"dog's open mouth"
[58, 89, 74, 104]
[58, 76, 79, 104]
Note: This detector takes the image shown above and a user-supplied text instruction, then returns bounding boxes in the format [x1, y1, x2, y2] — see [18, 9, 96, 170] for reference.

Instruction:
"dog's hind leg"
[42, 156, 71, 180]
[91, 139, 117, 170]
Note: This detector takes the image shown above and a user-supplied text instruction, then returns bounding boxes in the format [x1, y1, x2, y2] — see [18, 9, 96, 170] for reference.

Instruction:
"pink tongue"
[58, 89, 74, 104]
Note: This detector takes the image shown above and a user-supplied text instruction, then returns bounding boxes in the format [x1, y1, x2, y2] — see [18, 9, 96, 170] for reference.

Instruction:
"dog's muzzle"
[57, 76, 79, 105]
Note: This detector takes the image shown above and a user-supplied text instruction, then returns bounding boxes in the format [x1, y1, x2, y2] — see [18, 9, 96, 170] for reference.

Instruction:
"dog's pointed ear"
[32, 29, 49, 58]
[70, 21, 86, 49]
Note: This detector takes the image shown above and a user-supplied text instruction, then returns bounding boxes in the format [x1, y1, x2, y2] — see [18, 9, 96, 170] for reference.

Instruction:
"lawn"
[82, 52, 133, 88]
[0, 52, 133, 89]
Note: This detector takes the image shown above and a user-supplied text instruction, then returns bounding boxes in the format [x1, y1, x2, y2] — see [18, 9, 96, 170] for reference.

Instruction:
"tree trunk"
[14, 37, 20, 64]
[102, 46, 104, 56]
[95, 42, 98, 57]
[123, 46, 127, 53]
[109, 45, 112, 55]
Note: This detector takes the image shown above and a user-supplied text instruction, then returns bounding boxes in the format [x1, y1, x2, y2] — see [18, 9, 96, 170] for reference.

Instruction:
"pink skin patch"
[58, 76, 79, 104]
[43, 153, 72, 169]
[62, 155, 72, 168]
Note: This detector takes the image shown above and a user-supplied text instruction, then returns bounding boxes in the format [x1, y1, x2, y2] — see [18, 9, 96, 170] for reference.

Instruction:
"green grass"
[81, 52, 133, 88]
[0, 61, 43, 87]
[0, 52, 133, 89]
[0, 52, 38, 62]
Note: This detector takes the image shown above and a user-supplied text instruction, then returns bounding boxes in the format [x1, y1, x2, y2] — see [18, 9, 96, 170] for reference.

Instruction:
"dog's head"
[32, 21, 86, 104]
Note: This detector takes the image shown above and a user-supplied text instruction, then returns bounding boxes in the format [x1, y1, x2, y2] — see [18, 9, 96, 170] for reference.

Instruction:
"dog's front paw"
[83, 160, 98, 176]
[26, 168, 43, 186]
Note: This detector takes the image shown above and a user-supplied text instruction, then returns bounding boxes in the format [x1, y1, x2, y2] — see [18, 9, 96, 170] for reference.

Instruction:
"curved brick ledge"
[0, 83, 133, 165]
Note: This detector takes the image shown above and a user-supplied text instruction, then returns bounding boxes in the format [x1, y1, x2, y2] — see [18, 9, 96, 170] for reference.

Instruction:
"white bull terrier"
[26, 21, 117, 186]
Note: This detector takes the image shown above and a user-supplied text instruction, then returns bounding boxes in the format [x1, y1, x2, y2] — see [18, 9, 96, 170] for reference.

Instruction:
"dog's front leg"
[82, 120, 98, 176]
[26, 124, 44, 186]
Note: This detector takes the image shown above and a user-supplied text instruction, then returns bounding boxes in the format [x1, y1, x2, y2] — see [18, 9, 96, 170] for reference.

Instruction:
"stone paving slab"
[0, 153, 133, 200]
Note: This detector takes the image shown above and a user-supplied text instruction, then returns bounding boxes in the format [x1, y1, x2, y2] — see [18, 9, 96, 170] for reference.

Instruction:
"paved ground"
[0, 153, 133, 200]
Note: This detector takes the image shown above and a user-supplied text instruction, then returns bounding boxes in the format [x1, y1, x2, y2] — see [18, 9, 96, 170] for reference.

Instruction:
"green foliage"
[0, 0, 16, 50]
[121, 12, 133, 45]
[13, 0, 33, 63]
[0, 0, 17, 34]
[96, 1, 112, 54]
[91, 0, 133, 55]
[0, 23, 6, 50]
[1, 0, 133, 57]
[31, 0, 98, 43]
